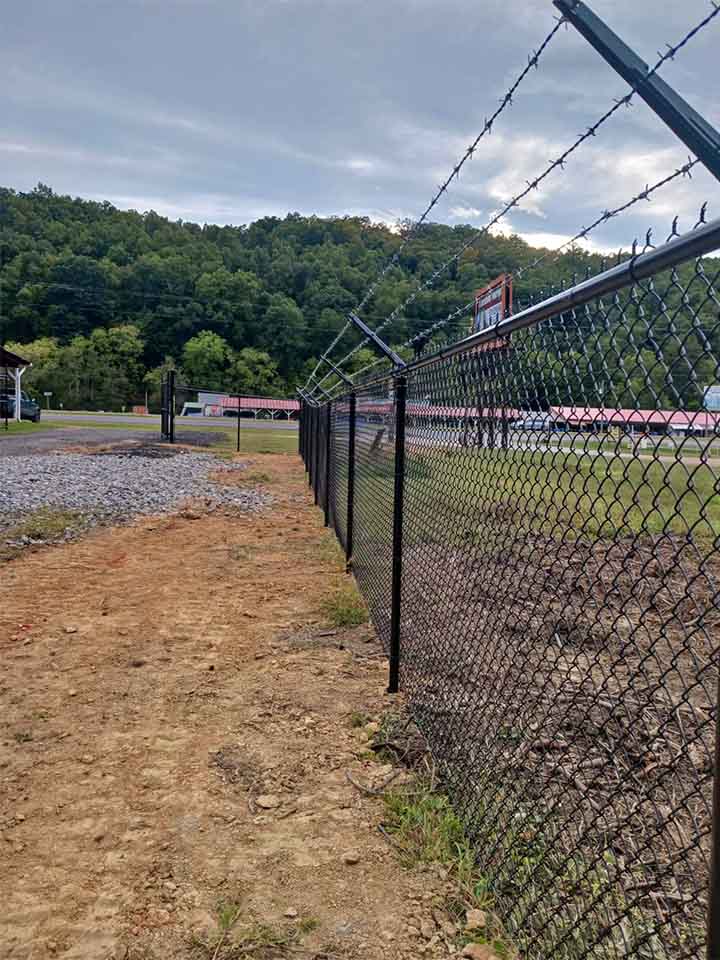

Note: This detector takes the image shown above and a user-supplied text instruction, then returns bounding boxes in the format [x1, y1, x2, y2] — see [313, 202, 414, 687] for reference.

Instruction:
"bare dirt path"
[0, 455, 450, 960]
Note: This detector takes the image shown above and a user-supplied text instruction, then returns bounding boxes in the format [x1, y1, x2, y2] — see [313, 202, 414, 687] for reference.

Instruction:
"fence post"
[313, 405, 321, 505]
[324, 402, 332, 526]
[160, 376, 167, 439]
[388, 374, 407, 694]
[298, 398, 303, 461]
[707, 675, 720, 959]
[236, 394, 241, 453]
[346, 392, 356, 570]
[168, 368, 176, 444]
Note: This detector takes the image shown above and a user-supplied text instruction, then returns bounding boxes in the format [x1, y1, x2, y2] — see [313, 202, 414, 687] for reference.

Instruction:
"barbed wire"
[323, 195, 714, 398]
[353, 18, 566, 314]
[307, 2, 720, 395]
[300, 15, 566, 393]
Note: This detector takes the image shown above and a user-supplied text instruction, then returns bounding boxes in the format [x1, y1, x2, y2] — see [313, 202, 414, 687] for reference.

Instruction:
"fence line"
[301, 215, 720, 959]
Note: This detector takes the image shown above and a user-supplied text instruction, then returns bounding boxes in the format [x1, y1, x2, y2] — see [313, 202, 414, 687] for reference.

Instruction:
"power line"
[307, 2, 720, 395]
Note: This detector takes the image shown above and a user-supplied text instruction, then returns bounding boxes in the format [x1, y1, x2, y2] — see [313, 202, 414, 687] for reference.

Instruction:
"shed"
[0, 346, 32, 422]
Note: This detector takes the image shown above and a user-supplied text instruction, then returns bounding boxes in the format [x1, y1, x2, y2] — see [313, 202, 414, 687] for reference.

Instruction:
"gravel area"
[0, 427, 222, 457]
[0, 449, 269, 529]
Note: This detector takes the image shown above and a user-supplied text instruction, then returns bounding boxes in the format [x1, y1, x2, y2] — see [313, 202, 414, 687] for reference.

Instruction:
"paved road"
[43, 412, 297, 430]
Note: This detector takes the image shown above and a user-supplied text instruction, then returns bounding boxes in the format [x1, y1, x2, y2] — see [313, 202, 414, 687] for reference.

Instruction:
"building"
[0, 346, 31, 422]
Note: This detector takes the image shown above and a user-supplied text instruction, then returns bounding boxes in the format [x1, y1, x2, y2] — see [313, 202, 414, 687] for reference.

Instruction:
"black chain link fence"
[301, 219, 720, 959]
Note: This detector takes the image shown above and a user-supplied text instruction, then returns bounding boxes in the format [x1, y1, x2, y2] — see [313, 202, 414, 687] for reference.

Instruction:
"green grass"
[344, 444, 720, 545]
[1, 508, 88, 561]
[320, 580, 369, 627]
[383, 783, 512, 958]
[8, 508, 86, 540]
[191, 902, 307, 958]
[0, 420, 57, 436]
[1, 415, 298, 455]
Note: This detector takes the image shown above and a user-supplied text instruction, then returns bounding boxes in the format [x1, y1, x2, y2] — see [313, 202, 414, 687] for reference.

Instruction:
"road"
[43, 411, 298, 430]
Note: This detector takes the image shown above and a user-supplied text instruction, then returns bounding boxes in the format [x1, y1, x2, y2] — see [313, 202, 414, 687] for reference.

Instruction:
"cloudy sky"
[2, 0, 719, 253]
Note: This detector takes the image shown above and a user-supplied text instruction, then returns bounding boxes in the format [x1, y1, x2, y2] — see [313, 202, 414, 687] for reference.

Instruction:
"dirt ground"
[0, 454, 454, 960]
[0, 427, 228, 457]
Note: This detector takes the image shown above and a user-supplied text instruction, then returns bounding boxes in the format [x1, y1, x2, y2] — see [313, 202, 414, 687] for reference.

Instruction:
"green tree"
[181, 330, 233, 389]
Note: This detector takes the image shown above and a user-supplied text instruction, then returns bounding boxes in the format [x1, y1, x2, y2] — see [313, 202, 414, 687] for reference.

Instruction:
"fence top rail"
[317, 215, 720, 403]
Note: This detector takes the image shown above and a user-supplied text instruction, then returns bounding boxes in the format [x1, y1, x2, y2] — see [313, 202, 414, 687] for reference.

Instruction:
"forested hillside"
[0, 182, 686, 409]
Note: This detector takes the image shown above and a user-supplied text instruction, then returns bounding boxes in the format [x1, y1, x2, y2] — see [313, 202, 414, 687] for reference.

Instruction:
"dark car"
[0, 390, 41, 422]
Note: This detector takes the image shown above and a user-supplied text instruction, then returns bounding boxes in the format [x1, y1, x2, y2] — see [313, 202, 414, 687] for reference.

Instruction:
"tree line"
[1, 183, 716, 411]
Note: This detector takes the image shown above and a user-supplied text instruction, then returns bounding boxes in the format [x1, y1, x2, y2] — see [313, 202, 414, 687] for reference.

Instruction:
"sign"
[472, 274, 513, 334]
[43, 391, 52, 397]
[704, 385, 720, 411]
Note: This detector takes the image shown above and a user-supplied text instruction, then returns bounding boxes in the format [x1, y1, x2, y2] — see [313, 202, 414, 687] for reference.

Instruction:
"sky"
[2, 0, 719, 254]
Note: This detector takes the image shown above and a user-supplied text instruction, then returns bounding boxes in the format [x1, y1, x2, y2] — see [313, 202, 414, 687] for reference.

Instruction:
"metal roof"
[221, 396, 300, 411]
[0, 347, 31, 369]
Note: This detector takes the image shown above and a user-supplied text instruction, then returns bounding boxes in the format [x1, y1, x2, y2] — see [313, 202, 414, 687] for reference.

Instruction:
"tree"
[181, 330, 233, 389]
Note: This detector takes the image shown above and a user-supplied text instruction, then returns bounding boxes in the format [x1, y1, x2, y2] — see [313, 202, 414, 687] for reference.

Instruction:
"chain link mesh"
[303, 240, 720, 959]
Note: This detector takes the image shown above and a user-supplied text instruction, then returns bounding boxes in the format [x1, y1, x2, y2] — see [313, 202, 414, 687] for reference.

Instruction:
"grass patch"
[243, 471, 273, 484]
[191, 902, 306, 958]
[348, 711, 370, 728]
[320, 580, 368, 627]
[0, 420, 56, 436]
[0, 508, 89, 562]
[7, 508, 86, 541]
[383, 782, 513, 957]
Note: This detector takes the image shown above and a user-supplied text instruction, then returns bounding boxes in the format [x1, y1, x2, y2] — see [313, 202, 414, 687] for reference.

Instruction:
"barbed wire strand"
[300, 16, 566, 392]
[308, 2, 720, 396]
[325, 168, 707, 397]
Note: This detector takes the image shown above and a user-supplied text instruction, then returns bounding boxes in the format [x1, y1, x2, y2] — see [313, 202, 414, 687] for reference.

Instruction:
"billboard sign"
[472, 274, 513, 334]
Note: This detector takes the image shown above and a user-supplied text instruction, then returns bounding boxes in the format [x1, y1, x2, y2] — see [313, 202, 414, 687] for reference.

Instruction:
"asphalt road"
[43, 411, 298, 430]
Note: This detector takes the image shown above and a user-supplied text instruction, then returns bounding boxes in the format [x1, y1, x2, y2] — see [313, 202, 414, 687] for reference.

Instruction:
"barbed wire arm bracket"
[319, 355, 354, 387]
[348, 312, 406, 369]
[555, 0, 720, 183]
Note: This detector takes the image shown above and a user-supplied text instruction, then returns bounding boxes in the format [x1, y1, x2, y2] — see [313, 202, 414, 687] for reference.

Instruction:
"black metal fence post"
[298, 398, 304, 460]
[236, 394, 241, 453]
[346, 392, 356, 570]
[160, 376, 168, 438]
[168, 368, 176, 444]
[313, 405, 320, 505]
[324, 402, 332, 526]
[388, 374, 407, 694]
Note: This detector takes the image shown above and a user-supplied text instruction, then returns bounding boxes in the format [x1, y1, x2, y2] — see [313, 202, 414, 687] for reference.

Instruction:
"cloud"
[1, 0, 717, 253]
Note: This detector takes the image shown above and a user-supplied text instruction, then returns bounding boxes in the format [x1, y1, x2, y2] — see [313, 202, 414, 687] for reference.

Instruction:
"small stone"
[420, 919, 436, 939]
[255, 794, 280, 810]
[343, 851, 361, 865]
[94, 832, 105, 842]
[462, 944, 498, 960]
[65, 627, 78, 634]
[465, 909, 487, 931]
[69, 690, 78, 697]
[80, 755, 94, 764]
[284, 907, 298, 918]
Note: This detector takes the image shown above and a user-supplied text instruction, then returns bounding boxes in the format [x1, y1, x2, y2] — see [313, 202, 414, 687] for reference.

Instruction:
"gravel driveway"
[0, 448, 268, 528]
[0, 426, 221, 457]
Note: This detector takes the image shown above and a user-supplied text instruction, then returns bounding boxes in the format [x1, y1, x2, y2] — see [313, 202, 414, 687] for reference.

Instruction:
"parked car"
[0, 390, 41, 422]
[512, 413, 567, 432]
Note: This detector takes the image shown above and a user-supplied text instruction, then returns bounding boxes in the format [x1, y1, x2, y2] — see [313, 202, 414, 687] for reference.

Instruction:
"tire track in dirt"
[0, 455, 453, 960]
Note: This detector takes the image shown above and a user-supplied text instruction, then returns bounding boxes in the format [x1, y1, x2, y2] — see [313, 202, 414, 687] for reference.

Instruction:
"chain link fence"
[301, 218, 720, 960]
